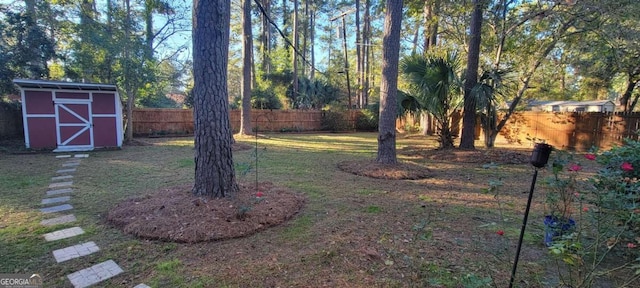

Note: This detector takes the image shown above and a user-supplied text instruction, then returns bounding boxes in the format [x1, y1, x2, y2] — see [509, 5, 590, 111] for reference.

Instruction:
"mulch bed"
[106, 182, 305, 243]
[337, 160, 432, 180]
[337, 147, 530, 180]
[400, 146, 531, 164]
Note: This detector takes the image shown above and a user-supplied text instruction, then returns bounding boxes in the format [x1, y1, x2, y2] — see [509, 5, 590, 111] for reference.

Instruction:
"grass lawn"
[1, 133, 566, 287]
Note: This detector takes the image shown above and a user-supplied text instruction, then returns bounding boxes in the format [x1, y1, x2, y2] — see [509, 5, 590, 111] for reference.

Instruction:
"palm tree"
[473, 68, 513, 148]
[401, 51, 463, 149]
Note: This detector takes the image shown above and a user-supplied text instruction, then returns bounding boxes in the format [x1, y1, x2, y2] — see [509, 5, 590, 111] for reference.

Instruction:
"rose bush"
[546, 138, 640, 287]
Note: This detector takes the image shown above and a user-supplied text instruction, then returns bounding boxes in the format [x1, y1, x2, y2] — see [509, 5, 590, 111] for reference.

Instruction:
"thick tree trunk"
[240, 0, 253, 135]
[620, 75, 639, 112]
[439, 117, 454, 149]
[376, 0, 403, 165]
[460, 0, 484, 149]
[192, 0, 238, 198]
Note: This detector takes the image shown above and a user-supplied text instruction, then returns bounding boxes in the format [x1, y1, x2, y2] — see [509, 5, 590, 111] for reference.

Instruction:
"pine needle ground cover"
[1, 133, 603, 287]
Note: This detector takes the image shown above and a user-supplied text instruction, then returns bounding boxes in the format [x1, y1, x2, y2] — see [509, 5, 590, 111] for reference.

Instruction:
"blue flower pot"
[543, 215, 575, 247]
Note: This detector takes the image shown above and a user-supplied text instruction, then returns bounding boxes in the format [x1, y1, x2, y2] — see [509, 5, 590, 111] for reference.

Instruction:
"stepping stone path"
[46, 188, 73, 196]
[40, 204, 73, 214]
[53, 241, 100, 263]
[48, 181, 73, 189]
[43, 226, 85, 241]
[41, 196, 71, 205]
[41, 214, 76, 226]
[51, 175, 73, 181]
[37, 154, 150, 287]
[67, 260, 124, 287]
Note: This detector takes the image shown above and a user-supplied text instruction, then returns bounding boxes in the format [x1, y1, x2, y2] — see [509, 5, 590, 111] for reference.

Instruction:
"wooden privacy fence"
[132, 108, 360, 136]
[132, 108, 194, 136]
[501, 112, 640, 151]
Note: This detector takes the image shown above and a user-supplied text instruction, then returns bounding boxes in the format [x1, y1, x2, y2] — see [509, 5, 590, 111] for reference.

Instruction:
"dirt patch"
[401, 146, 531, 164]
[106, 182, 305, 243]
[337, 160, 431, 180]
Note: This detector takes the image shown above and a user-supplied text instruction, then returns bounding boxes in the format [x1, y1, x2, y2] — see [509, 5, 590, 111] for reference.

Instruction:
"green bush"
[545, 140, 640, 286]
[355, 107, 378, 132]
[321, 105, 353, 132]
[251, 88, 282, 109]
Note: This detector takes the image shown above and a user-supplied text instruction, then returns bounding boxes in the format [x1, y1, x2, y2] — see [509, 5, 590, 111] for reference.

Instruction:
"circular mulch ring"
[337, 160, 432, 180]
[400, 146, 530, 164]
[106, 182, 305, 243]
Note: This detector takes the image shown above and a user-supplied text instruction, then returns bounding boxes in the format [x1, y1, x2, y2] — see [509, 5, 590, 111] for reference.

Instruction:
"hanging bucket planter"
[543, 215, 576, 247]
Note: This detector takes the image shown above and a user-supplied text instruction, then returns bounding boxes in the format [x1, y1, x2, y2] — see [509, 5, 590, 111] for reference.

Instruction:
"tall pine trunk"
[362, 0, 371, 107]
[459, 0, 484, 149]
[124, 0, 135, 142]
[192, 0, 238, 198]
[376, 0, 403, 164]
[240, 0, 253, 135]
[292, 0, 299, 102]
[355, 0, 363, 108]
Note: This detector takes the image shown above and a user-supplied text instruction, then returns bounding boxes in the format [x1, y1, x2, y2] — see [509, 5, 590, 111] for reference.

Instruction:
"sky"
[0, 0, 390, 75]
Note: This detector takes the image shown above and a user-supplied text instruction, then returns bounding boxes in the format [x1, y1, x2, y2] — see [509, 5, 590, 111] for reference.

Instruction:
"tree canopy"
[1, 0, 638, 115]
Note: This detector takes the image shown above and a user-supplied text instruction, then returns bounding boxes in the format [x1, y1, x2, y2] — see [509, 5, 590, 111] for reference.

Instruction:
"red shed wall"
[24, 90, 57, 148]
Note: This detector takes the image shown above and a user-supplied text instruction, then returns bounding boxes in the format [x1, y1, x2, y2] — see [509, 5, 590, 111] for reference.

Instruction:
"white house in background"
[526, 100, 616, 112]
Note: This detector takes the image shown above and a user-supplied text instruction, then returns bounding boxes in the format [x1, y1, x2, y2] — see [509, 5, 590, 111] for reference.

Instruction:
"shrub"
[251, 88, 282, 110]
[355, 106, 378, 132]
[546, 139, 640, 287]
[321, 104, 353, 132]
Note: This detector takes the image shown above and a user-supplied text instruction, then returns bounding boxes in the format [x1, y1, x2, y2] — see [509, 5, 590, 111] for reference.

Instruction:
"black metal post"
[255, 117, 259, 191]
[509, 168, 538, 288]
[510, 142, 551, 287]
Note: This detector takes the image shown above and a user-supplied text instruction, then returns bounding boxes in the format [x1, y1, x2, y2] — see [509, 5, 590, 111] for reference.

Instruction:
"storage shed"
[13, 79, 123, 152]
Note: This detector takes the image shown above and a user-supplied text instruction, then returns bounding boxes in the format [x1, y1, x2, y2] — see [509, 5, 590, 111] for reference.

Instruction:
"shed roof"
[13, 79, 118, 92]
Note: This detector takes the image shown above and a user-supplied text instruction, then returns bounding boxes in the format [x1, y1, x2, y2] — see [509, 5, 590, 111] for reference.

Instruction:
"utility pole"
[330, 9, 355, 109]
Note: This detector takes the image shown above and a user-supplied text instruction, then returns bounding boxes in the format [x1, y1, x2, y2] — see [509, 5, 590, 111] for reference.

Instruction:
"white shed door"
[55, 101, 94, 151]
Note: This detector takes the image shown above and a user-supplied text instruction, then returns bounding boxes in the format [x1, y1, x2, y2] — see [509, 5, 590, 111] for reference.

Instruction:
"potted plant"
[542, 150, 578, 246]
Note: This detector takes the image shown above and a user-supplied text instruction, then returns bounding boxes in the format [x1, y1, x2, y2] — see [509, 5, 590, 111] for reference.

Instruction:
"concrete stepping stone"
[56, 155, 72, 158]
[52, 175, 73, 181]
[133, 284, 151, 288]
[74, 154, 89, 158]
[40, 214, 77, 226]
[62, 162, 80, 167]
[43, 226, 84, 241]
[53, 241, 100, 263]
[40, 204, 73, 214]
[57, 168, 77, 174]
[49, 181, 72, 189]
[47, 188, 73, 196]
[67, 260, 123, 288]
[41, 196, 71, 205]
